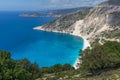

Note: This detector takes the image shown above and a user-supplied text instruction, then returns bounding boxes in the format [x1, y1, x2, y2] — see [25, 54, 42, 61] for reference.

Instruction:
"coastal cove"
[0, 11, 84, 67]
[34, 25, 91, 69]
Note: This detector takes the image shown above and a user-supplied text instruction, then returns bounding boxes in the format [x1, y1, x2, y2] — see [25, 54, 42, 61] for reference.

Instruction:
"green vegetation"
[0, 41, 120, 80]
[39, 41, 120, 80]
[0, 50, 73, 80]
[38, 68, 120, 80]
[0, 50, 41, 80]
[80, 41, 120, 76]
[104, 29, 120, 39]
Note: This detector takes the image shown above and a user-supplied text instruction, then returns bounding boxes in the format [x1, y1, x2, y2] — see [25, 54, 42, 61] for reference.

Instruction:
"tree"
[0, 50, 33, 80]
[80, 41, 120, 75]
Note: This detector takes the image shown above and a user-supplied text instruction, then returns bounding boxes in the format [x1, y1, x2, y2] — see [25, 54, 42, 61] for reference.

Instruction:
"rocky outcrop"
[34, 0, 120, 44]
[34, 8, 90, 33]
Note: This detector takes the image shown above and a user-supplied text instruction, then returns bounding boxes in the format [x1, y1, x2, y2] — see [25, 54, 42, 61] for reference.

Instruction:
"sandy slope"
[71, 20, 90, 69]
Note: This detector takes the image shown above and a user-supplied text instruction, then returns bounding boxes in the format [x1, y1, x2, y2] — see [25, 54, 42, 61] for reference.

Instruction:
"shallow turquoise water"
[0, 11, 83, 67]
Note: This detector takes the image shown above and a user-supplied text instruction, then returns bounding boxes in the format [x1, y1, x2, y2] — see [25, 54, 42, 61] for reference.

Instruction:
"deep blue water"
[0, 11, 83, 67]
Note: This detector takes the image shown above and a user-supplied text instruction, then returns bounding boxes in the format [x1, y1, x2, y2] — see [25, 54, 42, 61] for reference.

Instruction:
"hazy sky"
[0, 0, 106, 11]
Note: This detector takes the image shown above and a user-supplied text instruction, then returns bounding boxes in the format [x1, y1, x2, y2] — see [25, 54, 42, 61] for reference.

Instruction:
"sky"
[0, 0, 106, 11]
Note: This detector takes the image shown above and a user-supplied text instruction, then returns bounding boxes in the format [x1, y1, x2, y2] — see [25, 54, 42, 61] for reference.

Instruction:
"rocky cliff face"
[35, 0, 120, 44]
[75, 2, 120, 42]
[41, 8, 90, 33]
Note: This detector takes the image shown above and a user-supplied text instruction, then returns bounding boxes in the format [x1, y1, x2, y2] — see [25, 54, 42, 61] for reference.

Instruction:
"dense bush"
[0, 50, 73, 80]
[0, 50, 41, 80]
[40, 64, 74, 74]
[80, 41, 120, 75]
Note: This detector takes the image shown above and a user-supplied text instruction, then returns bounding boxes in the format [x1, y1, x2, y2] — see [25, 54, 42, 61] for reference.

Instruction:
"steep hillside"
[34, 8, 90, 33]
[37, 68, 120, 80]
[36, 41, 120, 80]
[34, 0, 120, 44]
[45, 7, 89, 16]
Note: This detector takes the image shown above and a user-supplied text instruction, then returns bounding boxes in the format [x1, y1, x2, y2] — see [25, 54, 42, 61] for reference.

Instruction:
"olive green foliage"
[0, 50, 73, 80]
[37, 41, 120, 80]
[0, 50, 41, 80]
[104, 29, 120, 38]
[80, 41, 120, 75]
[40, 64, 74, 74]
[1, 41, 120, 80]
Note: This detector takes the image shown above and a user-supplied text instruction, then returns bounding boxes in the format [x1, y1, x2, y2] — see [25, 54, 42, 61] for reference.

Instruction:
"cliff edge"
[34, 0, 120, 44]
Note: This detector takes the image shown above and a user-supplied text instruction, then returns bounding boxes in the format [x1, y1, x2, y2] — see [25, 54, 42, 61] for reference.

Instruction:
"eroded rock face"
[42, 8, 90, 33]
[108, 12, 120, 27]
[39, 0, 120, 43]
[77, 4, 120, 40]
[108, 0, 120, 6]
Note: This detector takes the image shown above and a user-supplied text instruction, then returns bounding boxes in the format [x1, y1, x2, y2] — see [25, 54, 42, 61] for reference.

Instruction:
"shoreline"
[73, 37, 90, 69]
[33, 26, 90, 69]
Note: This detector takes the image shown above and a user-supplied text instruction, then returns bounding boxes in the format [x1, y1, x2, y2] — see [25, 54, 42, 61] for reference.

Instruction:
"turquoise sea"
[0, 11, 83, 67]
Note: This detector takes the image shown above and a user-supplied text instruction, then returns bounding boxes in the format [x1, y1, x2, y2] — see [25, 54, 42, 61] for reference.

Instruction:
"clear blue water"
[0, 11, 83, 67]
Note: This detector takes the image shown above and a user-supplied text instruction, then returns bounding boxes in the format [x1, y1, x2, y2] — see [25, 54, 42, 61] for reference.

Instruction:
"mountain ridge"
[34, 0, 120, 44]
